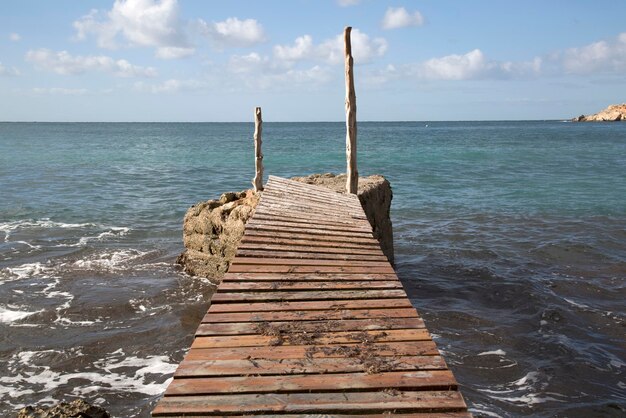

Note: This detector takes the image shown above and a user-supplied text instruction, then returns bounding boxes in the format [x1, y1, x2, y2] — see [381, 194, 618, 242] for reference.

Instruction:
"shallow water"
[0, 121, 625, 417]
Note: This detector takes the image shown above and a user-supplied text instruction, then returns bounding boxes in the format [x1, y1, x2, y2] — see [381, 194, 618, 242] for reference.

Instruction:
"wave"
[0, 348, 177, 406]
[0, 306, 42, 324]
[0, 219, 97, 241]
[1, 262, 54, 282]
[72, 249, 154, 271]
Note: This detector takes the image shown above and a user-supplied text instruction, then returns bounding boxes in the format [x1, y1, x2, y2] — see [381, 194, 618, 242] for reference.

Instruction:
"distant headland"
[573, 103, 626, 122]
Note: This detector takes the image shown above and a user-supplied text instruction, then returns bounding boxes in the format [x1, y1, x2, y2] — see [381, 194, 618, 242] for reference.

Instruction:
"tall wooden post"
[252, 107, 264, 192]
[344, 26, 358, 194]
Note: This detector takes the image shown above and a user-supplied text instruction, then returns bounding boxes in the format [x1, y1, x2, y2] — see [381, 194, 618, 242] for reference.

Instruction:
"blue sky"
[1, 0, 625, 121]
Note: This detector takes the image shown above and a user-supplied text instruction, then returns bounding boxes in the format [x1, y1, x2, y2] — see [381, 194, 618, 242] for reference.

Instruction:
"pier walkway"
[153, 176, 469, 417]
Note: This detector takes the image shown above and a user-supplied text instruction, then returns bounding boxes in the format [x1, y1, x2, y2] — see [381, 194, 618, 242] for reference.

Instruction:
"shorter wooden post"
[344, 26, 358, 194]
[252, 107, 264, 192]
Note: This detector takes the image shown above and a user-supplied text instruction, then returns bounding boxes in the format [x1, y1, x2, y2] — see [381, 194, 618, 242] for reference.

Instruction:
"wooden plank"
[237, 242, 385, 256]
[217, 280, 403, 291]
[221, 272, 399, 282]
[253, 208, 368, 227]
[211, 289, 407, 302]
[267, 179, 362, 206]
[153, 390, 466, 416]
[167, 414, 473, 418]
[269, 176, 361, 202]
[227, 264, 396, 274]
[259, 195, 365, 218]
[165, 370, 457, 395]
[250, 215, 372, 231]
[184, 341, 440, 361]
[265, 181, 362, 207]
[196, 317, 424, 336]
[191, 328, 432, 349]
[236, 248, 388, 261]
[202, 308, 419, 323]
[261, 190, 361, 210]
[208, 299, 412, 313]
[230, 257, 393, 268]
[240, 235, 381, 250]
[242, 229, 380, 245]
[175, 355, 446, 377]
[259, 189, 360, 208]
[246, 221, 374, 237]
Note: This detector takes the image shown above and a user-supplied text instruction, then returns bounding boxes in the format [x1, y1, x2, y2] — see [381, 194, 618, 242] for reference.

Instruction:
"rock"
[17, 399, 110, 418]
[291, 173, 394, 264]
[177, 189, 260, 280]
[573, 103, 626, 121]
[178, 173, 395, 281]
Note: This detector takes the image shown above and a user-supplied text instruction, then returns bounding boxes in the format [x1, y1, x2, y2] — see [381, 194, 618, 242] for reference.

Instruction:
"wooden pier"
[153, 176, 469, 417]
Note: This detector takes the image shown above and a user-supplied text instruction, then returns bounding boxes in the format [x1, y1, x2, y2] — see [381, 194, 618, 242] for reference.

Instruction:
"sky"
[0, 0, 625, 122]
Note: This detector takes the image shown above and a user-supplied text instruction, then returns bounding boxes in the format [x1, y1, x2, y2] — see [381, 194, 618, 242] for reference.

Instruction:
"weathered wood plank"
[175, 355, 446, 377]
[237, 242, 386, 256]
[250, 215, 372, 231]
[243, 229, 380, 245]
[240, 235, 382, 250]
[195, 317, 424, 336]
[227, 264, 396, 274]
[153, 390, 466, 416]
[230, 257, 393, 268]
[217, 280, 403, 291]
[236, 248, 388, 261]
[253, 207, 367, 226]
[192, 329, 432, 349]
[208, 298, 412, 313]
[221, 272, 399, 282]
[184, 341, 441, 361]
[165, 370, 457, 395]
[211, 289, 407, 302]
[202, 308, 419, 323]
[246, 222, 374, 237]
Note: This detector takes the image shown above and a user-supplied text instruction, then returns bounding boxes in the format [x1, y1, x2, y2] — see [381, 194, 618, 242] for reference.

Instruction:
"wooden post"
[252, 107, 264, 192]
[344, 26, 358, 194]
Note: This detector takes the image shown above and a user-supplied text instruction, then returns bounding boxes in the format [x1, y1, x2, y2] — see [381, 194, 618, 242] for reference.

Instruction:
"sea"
[0, 121, 624, 417]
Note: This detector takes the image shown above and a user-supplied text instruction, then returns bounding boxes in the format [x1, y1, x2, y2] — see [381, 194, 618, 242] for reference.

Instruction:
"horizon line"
[0, 119, 569, 123]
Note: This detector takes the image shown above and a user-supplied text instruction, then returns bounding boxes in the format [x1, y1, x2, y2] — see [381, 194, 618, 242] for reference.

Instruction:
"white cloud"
[382, 7, 424, 30]
[198, 17, 266, 48]
[73, 0, 194, 59]
[31, 87, 88, 96]
[134, 78, 209, 93]
[25, 49, 157, 77]
[226, 52, 332, 90]
[273, 29, 387, 65]
[154, 46, 195, 59]
[419, 49, 490, 80]
[0, 62, 20, 76]
[228, 52, 270, 74]
[337, 0, 361, 6]
[560, 32, 626, 74]
[9, 32, 21, 41]
[273, 35, 313, 61]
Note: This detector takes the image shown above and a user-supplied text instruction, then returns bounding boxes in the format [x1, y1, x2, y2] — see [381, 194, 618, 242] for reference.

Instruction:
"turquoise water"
[1, 121, 625, 416]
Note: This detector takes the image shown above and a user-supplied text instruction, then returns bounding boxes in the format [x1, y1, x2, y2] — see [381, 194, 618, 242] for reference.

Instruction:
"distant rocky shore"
[573, 103, 626, 121]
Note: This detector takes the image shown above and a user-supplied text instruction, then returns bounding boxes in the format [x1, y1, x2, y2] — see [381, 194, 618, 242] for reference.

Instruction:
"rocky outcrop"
[573, 104, 626, 121]
[291, 173, 394, 264]
[177, 190, 259, 280]
[178, 173, 394, 281]
[18, 400, 110, 418]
